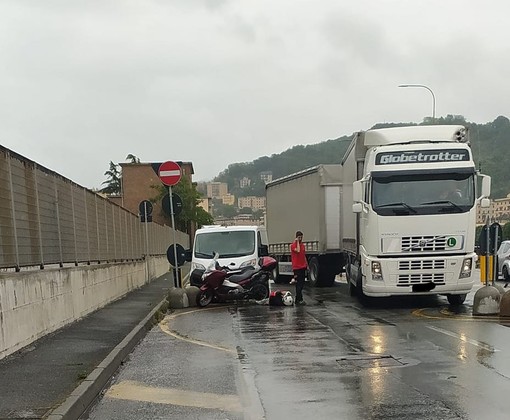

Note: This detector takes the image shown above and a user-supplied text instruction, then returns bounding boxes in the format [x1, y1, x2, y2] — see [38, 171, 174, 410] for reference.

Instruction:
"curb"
[45, 298, 168, 420]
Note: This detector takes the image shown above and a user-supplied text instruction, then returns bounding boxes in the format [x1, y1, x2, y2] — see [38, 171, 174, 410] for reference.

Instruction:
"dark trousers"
[293, 268, 306, 302]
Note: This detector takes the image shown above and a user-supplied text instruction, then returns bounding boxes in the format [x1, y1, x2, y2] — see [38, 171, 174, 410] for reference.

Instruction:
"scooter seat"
[227, 266, 257, 283]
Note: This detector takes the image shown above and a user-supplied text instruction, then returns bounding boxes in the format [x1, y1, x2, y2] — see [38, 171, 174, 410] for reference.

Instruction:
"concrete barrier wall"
[0, 257, 170, 360]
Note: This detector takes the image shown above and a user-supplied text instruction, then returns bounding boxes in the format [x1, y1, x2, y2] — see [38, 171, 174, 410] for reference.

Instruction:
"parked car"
[496, 240, 510, 280]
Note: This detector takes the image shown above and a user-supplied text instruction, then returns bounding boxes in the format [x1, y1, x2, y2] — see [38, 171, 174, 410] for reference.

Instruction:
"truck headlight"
[459, 258, 472, 279]
[371, 261, 383, 281]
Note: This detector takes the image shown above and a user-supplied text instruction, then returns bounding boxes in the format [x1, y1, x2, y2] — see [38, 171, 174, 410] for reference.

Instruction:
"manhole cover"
[337, 354, 405, 369]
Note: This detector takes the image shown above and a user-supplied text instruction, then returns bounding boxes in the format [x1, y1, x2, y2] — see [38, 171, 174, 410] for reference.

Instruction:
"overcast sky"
[1, 0, 508, 189]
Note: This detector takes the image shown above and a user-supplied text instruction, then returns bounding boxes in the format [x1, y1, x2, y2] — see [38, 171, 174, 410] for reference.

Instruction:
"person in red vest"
[290, 230, 308, 305]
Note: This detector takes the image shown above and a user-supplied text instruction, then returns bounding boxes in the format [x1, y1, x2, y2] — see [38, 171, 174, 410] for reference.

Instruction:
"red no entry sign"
[158, 161, 182, 186]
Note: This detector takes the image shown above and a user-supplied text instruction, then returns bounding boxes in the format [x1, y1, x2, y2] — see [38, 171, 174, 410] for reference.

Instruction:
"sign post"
[158, 161, 182, 287]
[490, 221, 502, 285]
[139, 200, 153, 280]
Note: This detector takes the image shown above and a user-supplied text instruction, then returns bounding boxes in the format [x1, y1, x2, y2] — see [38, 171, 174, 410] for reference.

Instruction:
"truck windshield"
[371, 172, 475, 216]
[194, 231, 256, 259]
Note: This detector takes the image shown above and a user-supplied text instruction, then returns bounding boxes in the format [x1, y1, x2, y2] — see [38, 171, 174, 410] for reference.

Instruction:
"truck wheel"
[346, 265, 357, 296]
[503, 265, 510, 281]
[348, 280, 356, 296]
[447, 294, 466, 305]
[308, 257, 319, 287]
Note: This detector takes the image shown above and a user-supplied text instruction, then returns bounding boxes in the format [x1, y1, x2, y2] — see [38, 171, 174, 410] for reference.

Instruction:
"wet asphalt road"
[85, 278, 510, 420]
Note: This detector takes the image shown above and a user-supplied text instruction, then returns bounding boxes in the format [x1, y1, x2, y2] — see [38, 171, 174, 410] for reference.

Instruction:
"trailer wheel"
[319, 265, 336, 287]
[308, 257, 319, 287]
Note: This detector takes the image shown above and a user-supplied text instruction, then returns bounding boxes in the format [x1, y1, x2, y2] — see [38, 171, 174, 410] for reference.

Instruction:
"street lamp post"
[398, 84, 436, 121]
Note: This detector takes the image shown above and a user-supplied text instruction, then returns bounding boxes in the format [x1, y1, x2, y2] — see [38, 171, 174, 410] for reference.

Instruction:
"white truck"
[266, 125, 491, 304]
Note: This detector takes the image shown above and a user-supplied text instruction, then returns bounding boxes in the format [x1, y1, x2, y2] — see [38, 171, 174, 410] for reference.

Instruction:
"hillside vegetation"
[213, 115, 510, 199]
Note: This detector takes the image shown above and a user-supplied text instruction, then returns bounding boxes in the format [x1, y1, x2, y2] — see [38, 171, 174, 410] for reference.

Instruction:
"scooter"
[195, 253, 277, 307]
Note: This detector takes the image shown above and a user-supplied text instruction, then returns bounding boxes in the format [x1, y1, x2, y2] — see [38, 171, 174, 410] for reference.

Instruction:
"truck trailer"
[265, 125, 491, 304]
[265, 164, 345, 287]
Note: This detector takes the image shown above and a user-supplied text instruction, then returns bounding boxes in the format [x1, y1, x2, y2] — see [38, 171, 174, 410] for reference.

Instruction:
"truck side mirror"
[481, 175, 491, 198]
[480, 198, 490, 208]
[184, 249, 192, 262]
[353, 181, 362, 202]
[352, 203, 362, 213]
[259, 244, 269, 257]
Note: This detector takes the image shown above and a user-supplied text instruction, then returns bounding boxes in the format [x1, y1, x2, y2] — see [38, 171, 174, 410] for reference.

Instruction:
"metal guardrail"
[268, 241, 320, 255]
[0, 145, 188, 271]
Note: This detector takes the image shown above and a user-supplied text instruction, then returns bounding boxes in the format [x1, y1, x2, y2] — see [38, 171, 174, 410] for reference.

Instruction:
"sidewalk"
[0, 272, 176, 420]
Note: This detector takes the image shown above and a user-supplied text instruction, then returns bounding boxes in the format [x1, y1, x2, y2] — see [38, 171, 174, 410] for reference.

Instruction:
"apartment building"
[259, 171, 273, 184]
[477, 193, 510, 224]
[206, 182, 228, 199]
[238, 196, 266, 210]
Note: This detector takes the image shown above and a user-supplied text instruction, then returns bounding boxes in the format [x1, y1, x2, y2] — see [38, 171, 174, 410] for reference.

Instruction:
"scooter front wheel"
[196, 289, 214, 307]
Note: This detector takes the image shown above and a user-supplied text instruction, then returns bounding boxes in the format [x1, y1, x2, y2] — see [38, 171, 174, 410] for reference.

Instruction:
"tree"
[100, 161, 121, 194]
[150, 178, 213, 232]
[126, 154, 141, 163]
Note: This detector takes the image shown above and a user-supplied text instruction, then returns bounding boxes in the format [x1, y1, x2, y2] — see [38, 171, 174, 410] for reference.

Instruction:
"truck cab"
[346, 125, 491, 304]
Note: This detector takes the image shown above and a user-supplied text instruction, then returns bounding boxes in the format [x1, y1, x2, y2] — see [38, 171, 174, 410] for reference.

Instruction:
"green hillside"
[212, 115, 510, 200]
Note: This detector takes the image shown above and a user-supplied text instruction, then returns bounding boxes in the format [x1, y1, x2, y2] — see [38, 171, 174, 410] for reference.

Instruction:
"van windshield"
[194, 231, 256, 259]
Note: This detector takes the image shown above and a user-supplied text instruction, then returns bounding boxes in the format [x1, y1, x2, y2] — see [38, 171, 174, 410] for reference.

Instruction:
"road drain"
[337, 354, 406, 369]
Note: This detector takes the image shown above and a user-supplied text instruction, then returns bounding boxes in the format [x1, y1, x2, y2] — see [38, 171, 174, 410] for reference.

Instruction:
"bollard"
[167, 287, 189, 309]
[184, 286, 200, 307]
[473, 285, 501, 315]
[492, 283, 506, 296]
[499, 290, 510, 317]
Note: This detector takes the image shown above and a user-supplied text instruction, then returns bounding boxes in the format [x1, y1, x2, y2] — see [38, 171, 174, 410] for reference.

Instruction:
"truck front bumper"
[361, 254, 476, 297]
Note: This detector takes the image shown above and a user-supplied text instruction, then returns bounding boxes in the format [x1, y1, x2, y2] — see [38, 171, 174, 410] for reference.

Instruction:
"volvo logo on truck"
[376, 149, 470, 165]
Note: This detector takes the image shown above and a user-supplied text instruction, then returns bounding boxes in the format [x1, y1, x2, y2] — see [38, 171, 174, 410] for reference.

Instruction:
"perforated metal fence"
[0, 145, 188, 270]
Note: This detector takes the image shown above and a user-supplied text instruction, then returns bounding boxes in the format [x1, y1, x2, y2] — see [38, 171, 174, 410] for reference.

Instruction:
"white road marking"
[426, 325, 500, 352]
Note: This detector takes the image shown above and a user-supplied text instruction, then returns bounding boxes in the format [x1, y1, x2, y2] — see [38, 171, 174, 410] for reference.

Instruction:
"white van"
[190, 225, 269, 272]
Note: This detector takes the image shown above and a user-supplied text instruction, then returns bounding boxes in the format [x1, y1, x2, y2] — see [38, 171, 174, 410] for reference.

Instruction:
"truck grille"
[397, 273, 446, 286]
[399, 260, 446, 270]
[397, 259, 446, 287]
[401, 236, 447, 252]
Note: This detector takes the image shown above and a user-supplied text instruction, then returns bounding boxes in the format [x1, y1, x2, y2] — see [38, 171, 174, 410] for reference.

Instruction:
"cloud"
[0, 1, 509, 188]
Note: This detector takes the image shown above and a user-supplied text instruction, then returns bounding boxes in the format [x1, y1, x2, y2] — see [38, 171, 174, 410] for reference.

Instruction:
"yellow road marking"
[159, 308, 236, 354]
[412, 307, 503, 321]
[106, 380, 242, 412]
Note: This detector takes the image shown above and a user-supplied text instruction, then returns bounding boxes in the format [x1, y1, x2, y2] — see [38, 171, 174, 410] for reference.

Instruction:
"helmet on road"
[282, 291, 294, 306]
